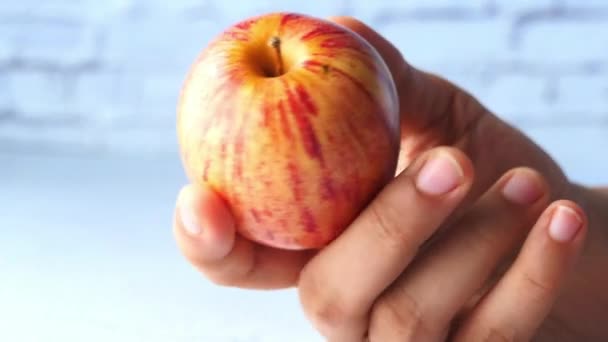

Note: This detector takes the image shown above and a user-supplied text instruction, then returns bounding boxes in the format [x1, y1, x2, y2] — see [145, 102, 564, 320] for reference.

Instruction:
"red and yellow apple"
[177, 12, 400, 250]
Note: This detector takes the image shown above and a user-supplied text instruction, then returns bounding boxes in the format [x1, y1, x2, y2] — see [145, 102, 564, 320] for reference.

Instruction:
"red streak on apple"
[235, 18, 256, 30]
[301, 26, 346, 41]
[287, 161, 303, 202]
[321, 176, 336, 201]
[329, 65, 378, 105]
[224, 30, 249, 42]
[277, 99, 293, 139]
[280, 13, 303, 27]
[320, 36, 362, 50]
[177, 12, 400, 249]
[295, 84, 318, 116]
[301, 208, 318, 233]
[283, 80, 323, 163]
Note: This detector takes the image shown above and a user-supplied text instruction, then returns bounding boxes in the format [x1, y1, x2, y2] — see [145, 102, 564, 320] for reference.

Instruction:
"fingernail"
[502, 171, 544, 205]
[416, 153, 463, 195]
[548, 206, 582, 242]
[178, 189, 202, 236]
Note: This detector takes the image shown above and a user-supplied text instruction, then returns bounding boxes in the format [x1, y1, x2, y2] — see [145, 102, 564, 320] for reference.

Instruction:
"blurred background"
[2, 0, 607, 341]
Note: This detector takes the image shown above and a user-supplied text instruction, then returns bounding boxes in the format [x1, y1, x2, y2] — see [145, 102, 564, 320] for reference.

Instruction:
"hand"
[174, 155, 587, 341]
[296, 150, 587, 341]
[173, 16, 608, 341]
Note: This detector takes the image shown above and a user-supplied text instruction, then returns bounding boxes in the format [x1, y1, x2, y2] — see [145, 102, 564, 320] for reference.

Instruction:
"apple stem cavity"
[269, 36, 284, 77]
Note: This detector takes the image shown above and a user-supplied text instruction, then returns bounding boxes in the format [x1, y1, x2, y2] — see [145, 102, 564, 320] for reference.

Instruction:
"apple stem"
[269, 36, 284, 76]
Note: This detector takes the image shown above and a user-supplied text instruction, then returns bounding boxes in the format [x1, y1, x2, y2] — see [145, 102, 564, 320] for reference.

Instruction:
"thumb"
[174, 184, 237, 263]
[173, 184, 315, 289]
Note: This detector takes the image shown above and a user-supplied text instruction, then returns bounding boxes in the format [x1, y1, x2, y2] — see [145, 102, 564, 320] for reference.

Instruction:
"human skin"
[172, 16, 608, 341]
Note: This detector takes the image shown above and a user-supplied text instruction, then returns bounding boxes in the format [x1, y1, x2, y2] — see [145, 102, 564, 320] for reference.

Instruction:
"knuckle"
[308, 299, 350, 335]
[298, 267, 357, 334]
[521, 271, 555, 299]
[370, 292, 429, 341]
[302, 294, 355, 335]
[368, 198, 411, 250]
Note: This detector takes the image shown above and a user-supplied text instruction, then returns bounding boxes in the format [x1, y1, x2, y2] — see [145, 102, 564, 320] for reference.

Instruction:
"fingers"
[452, 201, 587, 342]
[367, 168, 550, 341]
[297, 147, 474, 341]
[173, 184, 313, 289]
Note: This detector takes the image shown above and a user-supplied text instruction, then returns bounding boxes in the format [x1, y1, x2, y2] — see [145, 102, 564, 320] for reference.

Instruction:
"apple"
[177, 12, 400, 250]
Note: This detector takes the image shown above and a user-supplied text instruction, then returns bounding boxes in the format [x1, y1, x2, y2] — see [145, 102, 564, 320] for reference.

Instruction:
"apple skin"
[177, 12, 400, 250]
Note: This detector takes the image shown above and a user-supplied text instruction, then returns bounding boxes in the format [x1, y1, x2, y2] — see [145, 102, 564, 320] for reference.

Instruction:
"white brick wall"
[492, 0, 557, 14]
[556, 74, 608, 120]
[0, 0, 607, 158]
[0, 72, 11, 116]
[517, 20, 608, 64]
[8, 70, 71, 120]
